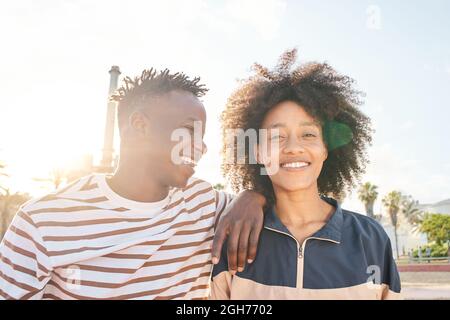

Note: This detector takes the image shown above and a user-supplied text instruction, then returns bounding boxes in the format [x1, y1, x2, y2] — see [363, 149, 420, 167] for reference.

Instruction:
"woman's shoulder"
[341, 208, 390, 244]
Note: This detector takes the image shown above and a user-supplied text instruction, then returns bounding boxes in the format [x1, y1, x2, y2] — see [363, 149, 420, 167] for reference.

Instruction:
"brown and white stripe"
[0, 174, 232, 300]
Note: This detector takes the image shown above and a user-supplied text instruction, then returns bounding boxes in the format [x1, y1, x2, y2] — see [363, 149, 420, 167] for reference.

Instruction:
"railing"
[408, 256, 450, 263]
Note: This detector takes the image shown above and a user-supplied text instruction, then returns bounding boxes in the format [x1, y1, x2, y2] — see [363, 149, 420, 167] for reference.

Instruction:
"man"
[0, 68, 265, 299]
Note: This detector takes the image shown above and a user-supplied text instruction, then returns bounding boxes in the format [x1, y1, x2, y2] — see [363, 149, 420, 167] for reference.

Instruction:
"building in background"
[65, 66, 121, 179]
[382, 198, 450, 258]
[419, 199, 450, 215]
[98, 66, 121, 173]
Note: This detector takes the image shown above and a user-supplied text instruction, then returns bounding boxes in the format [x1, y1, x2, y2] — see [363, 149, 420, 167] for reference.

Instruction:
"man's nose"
[193, 141, 207, 157]
[201, 142, 208, 155]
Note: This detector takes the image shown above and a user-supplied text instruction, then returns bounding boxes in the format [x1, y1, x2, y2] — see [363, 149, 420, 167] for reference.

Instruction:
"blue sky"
[0, 0, 449, 213]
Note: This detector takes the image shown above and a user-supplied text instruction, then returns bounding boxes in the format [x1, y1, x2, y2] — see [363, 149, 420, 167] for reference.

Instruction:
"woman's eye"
[303, 133, 317, 138]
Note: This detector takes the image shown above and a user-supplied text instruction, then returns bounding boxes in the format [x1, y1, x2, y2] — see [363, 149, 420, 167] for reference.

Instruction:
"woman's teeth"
[181, 156, 197, 166]
[281, 161, 310, 168]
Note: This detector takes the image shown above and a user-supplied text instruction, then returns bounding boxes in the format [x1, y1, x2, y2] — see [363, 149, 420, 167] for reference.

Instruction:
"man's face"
[126, 90, 207, 188]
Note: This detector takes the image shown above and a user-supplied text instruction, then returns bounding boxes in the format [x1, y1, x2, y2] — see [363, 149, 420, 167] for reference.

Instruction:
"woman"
[211, 49, 401, 300]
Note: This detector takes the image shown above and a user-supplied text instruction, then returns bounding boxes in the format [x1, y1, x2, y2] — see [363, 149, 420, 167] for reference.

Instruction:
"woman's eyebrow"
[268, 121, 319, 128]
[268, 122, 286, 129]
[299, 121, 320, 127]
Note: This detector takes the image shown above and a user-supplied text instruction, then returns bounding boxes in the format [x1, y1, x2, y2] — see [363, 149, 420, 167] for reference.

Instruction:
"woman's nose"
[283, 135, 305, 154]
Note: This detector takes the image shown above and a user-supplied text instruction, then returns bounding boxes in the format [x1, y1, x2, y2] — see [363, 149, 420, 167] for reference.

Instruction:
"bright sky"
[1, 0, 449, 214]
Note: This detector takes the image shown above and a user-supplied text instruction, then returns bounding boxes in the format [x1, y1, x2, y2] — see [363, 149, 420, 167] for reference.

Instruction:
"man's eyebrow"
[181, 117, 201, 123]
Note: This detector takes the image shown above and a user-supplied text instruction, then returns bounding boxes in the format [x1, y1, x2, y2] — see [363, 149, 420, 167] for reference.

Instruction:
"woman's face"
[257, 101, 328, 193]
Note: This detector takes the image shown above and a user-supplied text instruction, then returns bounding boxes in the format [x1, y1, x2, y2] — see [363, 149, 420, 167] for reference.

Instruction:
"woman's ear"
[321, 134, 328, 161]
[253, 143, 261, 165]
[254, 143, 267, 165]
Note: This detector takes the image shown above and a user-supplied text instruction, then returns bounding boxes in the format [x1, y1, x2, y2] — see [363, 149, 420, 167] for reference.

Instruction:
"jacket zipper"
[264, 226, 340, 288]
[298, 245, 303, 258]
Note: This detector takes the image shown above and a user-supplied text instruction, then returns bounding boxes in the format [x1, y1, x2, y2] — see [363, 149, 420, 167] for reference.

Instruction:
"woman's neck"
[273, 184, 334, 228]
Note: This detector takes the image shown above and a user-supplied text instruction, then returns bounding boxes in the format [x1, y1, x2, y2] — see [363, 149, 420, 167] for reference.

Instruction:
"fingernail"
[247, 259, 253, 264]
[212, 257, 219, 264]
[238, 267, 244, 272]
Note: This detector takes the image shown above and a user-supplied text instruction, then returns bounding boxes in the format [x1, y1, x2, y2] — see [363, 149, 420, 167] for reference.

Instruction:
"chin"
[272, 179, 316, 193]
[163, 163, 195, 189]
[171, 172, 193, 189]
[169, 177, 189, 189]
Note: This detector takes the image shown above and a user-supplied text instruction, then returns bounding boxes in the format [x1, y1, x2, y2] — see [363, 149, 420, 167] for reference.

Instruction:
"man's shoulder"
[179, 177, 215, 202]
[184, 176, 213, 189]
[20, 174, 99, 214]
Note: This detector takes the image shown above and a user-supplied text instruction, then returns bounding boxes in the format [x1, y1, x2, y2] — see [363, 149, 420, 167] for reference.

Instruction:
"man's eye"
[184, 126, 195, 133]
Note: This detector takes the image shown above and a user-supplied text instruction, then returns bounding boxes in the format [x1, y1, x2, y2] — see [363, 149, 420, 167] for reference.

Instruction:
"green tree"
[358, 182, 379, 220]
[213, 183, 225, 191]
[382, 191, 402, 259]
[419, 213, 450, 245]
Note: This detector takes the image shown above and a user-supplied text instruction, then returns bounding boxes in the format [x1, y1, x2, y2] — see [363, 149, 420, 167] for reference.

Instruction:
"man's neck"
[106, 157, 170, 203]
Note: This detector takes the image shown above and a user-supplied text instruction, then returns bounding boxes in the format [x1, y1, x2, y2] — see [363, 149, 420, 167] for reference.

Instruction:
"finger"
[227, 223, 242, 275]
[237, 224, 252, 272]
[211, 221, 229, 264]
[247, 220, 263, 264]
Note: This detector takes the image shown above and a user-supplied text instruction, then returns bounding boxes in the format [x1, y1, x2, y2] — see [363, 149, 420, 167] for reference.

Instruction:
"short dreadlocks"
[111, 68, 208, 129]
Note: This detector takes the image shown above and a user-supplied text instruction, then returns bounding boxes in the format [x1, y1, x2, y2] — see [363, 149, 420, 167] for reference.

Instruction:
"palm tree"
[0, 162, 5, 174]
[401, 195, 423, 232]
[32, 166, 68, 191]
[0, 160, 10, 238]
[382, 191, 402, 259]
[0, 189, 30, 240]
[33, 163, 92, 192]
[0, 159, 31, 239]
[0, 160, 8, 181]
[358, 182, 379, 220]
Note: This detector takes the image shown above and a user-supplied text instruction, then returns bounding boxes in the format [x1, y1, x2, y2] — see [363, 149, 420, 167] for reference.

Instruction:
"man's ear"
[129, 111, 148, 136]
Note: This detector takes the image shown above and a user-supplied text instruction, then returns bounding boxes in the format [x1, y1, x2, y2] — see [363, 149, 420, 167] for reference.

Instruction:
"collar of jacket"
[263, 196, 343, 244]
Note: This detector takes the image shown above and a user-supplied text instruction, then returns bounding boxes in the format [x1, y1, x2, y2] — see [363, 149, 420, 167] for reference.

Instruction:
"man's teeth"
[181, 156, 197, 166]
[281, 162, 310, 168]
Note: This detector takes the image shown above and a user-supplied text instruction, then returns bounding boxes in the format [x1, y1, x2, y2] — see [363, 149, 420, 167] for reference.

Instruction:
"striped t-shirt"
[0, 174, 232, 300]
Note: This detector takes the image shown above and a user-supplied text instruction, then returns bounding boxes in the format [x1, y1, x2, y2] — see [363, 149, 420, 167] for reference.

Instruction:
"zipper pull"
[298, 246, 303, 259]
